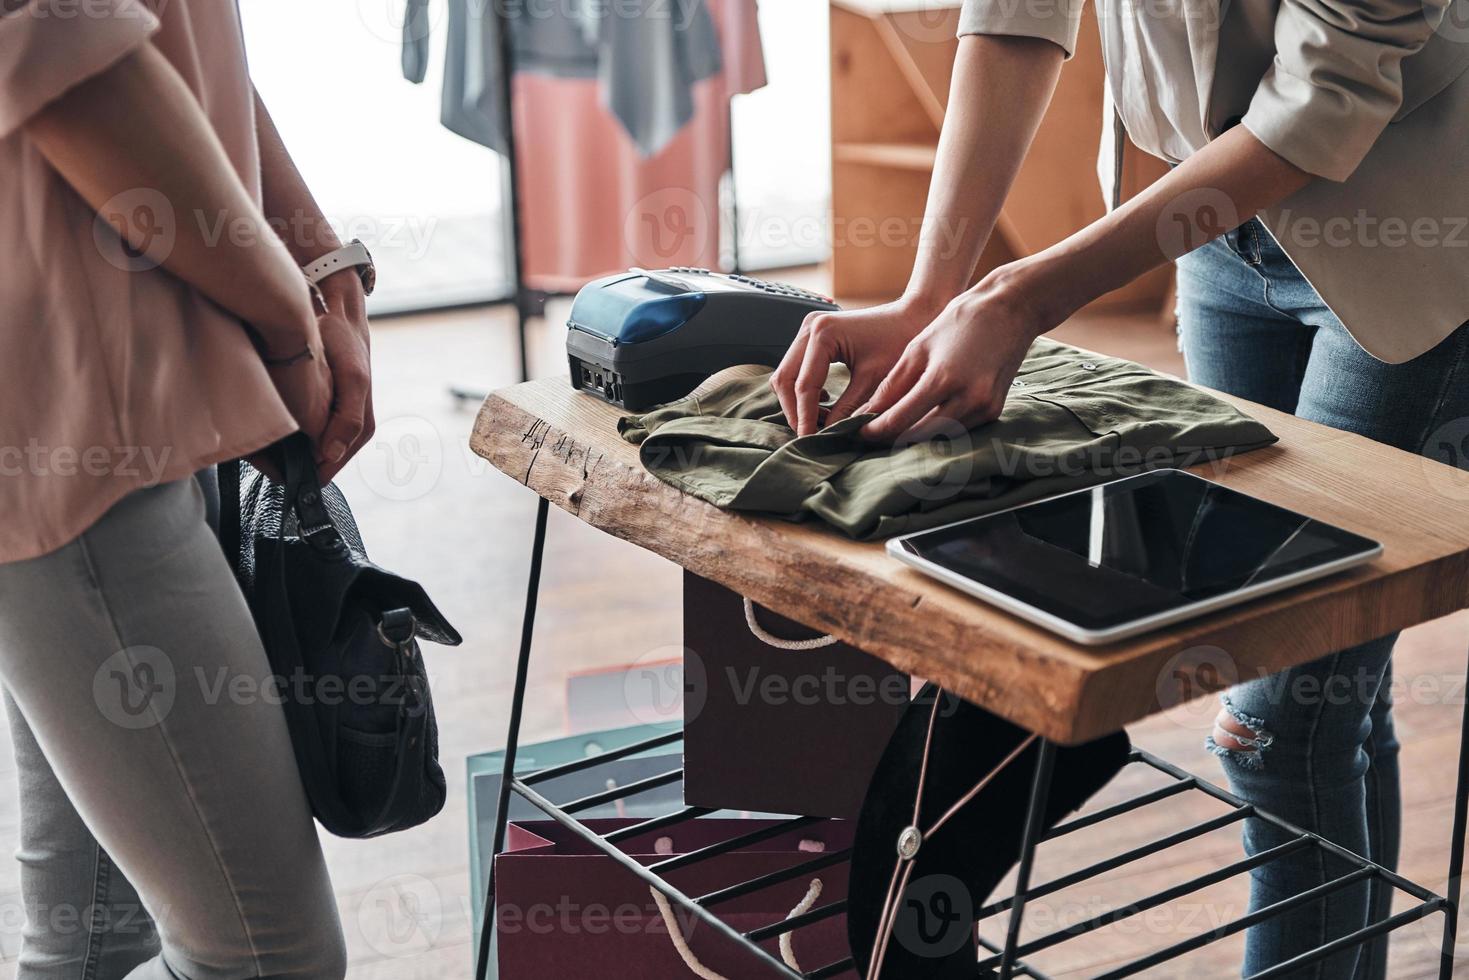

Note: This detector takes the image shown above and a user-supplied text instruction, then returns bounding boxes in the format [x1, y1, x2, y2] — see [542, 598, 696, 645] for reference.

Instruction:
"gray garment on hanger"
[404, 0, 723, 158]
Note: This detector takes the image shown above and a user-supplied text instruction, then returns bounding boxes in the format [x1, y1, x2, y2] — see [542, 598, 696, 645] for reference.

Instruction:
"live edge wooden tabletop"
[471, 369, 1469, 745]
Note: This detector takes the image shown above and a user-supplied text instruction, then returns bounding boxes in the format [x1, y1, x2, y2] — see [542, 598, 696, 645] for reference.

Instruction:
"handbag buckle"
[378, 608, 418, 657]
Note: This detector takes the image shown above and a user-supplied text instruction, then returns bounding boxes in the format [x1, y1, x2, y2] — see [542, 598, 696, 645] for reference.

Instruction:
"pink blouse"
[0, 0, 296, 562]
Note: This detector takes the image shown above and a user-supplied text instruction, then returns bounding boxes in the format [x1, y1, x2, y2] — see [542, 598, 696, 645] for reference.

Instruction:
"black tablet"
[886, 469, 1382, 645]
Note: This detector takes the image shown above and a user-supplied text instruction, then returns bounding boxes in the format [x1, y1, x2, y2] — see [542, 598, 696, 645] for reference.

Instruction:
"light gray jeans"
[0, 477, 345, 979]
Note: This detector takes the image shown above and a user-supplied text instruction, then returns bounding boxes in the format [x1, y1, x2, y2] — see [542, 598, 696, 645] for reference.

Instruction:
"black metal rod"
[743, 900, 848, 942]
[803, 956, 855, 980]
[559, 768, 684, 814]
[1091, 866, 1376, 980]
[979, 807, 1251, 919]
[697, 849, 853, 908]
[1043, 778, 1194, 840]
[978, 836, 1314, 968]
[604, 806, 714, 845]
[999, 739, 1057, 980]
[507, 776, 806, 979]
[1247, 899, 1445, 980]
[488, 0, 533, 384]
[1438, 632, 1469, 980]
[1135, 748, 1440, 903]
[648, 815, 823, 875]
[521, 730, 685, 786]
[978, 932, 1053, 980]
[474, 496, 550, 980]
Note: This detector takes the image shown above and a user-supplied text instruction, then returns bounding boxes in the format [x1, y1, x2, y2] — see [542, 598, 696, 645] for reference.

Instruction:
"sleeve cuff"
[957, 0, 1083, 59]
[1240, 63, 1397, 182]
[0, 0, 160, 139]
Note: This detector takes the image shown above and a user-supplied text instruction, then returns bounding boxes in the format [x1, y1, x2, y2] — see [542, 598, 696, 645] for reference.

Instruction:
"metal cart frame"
[474, 497, 1469, 979]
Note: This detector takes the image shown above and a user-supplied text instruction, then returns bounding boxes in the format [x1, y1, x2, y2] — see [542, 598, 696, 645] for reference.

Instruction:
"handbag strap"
[261, 436, 357, 832]
[276, 434, 340, 547]
[218, 460, 241, 569]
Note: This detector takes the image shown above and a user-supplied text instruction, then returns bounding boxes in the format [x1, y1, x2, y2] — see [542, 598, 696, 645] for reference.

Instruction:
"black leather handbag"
[219, 434, 462, 839]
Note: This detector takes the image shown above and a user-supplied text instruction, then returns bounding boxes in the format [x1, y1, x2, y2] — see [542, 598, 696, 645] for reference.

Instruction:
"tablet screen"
[892, 470, 1380, 632]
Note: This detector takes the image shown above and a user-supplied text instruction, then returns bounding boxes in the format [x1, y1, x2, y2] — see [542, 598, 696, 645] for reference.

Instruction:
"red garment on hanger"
[511, 0, 767, 292]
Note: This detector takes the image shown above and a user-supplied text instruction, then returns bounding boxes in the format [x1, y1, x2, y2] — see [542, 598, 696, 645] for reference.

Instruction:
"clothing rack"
[447, 2, 744, 398]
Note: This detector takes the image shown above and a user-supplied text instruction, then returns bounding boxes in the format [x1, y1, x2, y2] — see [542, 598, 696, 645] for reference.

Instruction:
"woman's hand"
[265, 344, 334, 447]
[252, 276, 373, 484]
[770, 294, 945, 436]
[248, 324, 332, 482]
[313, 277, 375, 483]
[858, 264, 1063, 442]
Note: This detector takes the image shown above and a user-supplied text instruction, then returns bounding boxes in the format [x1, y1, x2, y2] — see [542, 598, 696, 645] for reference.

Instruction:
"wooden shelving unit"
[829, 0, 1174, 315]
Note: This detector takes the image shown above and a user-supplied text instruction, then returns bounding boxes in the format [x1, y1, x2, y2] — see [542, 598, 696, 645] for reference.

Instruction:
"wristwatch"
[302, 239, 376, 296]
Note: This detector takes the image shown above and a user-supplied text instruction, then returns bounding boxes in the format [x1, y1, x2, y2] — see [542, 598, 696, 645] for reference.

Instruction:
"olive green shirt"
[619, 339, 1277, 540]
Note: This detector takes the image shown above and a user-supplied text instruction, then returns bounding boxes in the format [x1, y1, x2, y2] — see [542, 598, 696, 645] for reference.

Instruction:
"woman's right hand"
[265, 344, 333, 449]
[244, 336, 332, 483]
[770, 294, 943, 436]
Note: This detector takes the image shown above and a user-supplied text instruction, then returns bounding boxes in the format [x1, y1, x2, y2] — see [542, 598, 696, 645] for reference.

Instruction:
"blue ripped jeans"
[1175, 217, 1469, 980]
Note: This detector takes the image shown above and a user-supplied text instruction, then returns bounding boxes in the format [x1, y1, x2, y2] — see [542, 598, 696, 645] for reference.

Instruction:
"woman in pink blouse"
[0, 1, 371, 975]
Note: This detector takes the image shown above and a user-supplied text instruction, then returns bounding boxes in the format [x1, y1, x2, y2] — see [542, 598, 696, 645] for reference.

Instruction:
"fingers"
[769, 323, 812, 432]
[824, 369, 881, 426]
[793, 324, 837, 435]
[860, 370, 948, 442]
[899, 398, 967, 444]
[310, 310, 376, 482]
[859, 353, 926, 420]
[316, 389, 368, 485]
[772, 312, 841, 436]
[325, 393, 375, 485]
[861, 368, 1009, 443]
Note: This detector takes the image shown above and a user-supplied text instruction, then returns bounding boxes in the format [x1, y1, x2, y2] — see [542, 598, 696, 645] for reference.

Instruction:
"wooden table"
[469, 370, 1469, 980]
[472, 371, 1469, 745]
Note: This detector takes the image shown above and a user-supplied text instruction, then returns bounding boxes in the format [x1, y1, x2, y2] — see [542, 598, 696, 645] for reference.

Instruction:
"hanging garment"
[404, 0, 765, 290]
[509, 0, 765, 291]
[618, 340, 1278, 541]
[406, 0, 724, 158]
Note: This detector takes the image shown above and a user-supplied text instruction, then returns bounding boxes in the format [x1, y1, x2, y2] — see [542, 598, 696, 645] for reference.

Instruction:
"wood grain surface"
[470, 371, 1469, 744]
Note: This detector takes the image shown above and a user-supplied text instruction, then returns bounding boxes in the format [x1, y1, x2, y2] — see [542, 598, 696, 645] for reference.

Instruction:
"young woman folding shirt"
[770, 0, 1469, 974]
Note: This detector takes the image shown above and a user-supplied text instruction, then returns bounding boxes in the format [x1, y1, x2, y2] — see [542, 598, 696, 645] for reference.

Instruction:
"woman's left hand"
[313, 276, 376, 483]
[858, 263, 1063, 442]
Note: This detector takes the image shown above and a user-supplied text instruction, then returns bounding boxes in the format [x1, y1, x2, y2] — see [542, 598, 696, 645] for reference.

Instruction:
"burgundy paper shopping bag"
[495, 818, 856, 978]
[683, 571, 908, 818]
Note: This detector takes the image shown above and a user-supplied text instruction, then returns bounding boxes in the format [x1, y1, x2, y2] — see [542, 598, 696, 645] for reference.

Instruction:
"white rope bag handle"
[652, 876, 825, 978]
[742, 597, 838, 650]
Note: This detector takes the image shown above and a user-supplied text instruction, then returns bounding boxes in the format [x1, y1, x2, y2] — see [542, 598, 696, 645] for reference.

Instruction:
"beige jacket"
[960, 0, 1469, 363]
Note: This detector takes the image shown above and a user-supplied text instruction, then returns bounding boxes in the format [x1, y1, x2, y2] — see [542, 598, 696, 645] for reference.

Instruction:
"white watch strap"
[303, 241, 372, 286]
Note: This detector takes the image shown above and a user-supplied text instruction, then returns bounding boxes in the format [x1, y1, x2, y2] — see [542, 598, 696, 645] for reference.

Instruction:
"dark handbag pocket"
[338, 726, 407, 818]
[326, 609, 446, 832]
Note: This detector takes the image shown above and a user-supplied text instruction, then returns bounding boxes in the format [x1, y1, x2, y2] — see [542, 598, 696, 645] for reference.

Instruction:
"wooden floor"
[0, 268, 1463, 978]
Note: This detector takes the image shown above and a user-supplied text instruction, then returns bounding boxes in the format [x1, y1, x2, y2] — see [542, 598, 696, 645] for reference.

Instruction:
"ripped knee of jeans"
[1206, 694, 1275, 771]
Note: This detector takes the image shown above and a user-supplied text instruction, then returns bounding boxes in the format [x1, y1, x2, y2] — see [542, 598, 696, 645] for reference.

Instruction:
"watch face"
[352, 239, 376, 296]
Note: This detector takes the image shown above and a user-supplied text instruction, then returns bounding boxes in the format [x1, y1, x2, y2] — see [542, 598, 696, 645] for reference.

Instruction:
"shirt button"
[1080, 362, 1098, 371]
[1011, 379, 1027, 387]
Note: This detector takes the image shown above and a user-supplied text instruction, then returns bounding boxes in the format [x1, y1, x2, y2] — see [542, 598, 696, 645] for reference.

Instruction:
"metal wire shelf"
[473, 497, 1469, 980]
[477, 723, 1450, 980]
